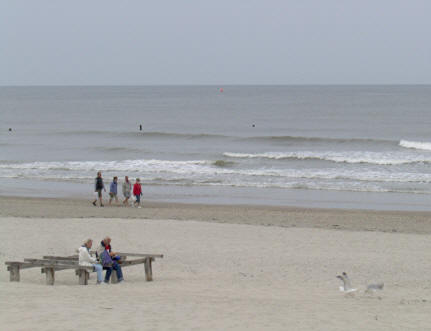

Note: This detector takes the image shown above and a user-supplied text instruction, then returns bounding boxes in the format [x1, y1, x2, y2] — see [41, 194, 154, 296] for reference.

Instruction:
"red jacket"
[133, 183, 142, 196]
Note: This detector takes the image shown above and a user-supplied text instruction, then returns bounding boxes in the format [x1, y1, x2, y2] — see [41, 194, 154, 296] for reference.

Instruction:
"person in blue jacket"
[109, 176, 119, 206]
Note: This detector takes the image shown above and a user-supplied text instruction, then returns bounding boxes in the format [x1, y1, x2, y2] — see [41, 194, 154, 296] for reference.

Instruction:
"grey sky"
[1, 0, 430, 85]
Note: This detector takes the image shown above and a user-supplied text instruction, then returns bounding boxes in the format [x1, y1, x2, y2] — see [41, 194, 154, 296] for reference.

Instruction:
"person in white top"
[122, 176, 132, 206]
[78, 238, 105, 284]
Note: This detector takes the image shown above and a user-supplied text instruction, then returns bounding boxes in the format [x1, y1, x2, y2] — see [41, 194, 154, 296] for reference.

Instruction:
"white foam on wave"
[0, 159, 208, 172]
[1, 161, 431, 194]
[224, 151, 431, 165]
[399, 140, 431, 151]
[1, 159, 431, 186]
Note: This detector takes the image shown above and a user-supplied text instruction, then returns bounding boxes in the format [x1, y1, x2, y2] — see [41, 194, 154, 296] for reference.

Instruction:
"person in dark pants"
[92, 171, 106, 207]
[96, 236, 124, 283]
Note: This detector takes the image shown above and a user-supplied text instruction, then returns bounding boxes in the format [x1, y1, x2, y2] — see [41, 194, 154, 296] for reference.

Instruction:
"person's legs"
[104, 266, 112, 283]
[94, 264, 103, 283]
[113, 262, 124, 281]
[98, 191, 104, 207]
[109, 193, 113, 205]
[135, 195, 140, 207]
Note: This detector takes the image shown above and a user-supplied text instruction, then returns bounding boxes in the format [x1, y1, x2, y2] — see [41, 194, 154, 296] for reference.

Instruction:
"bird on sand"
[336, 272, 357, 293]
[365, 282, 384, 293]
[336, 272, 384, 294]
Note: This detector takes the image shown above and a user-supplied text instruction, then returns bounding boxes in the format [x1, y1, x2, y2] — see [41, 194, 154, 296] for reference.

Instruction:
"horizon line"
[1, 83, 431, 88]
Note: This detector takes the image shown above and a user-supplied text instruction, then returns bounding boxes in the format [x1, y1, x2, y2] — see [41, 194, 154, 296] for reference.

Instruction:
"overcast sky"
[1, 0, 430, 85]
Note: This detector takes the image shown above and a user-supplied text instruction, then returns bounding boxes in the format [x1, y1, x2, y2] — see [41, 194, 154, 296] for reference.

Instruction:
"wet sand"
[1, 196, 431, 234]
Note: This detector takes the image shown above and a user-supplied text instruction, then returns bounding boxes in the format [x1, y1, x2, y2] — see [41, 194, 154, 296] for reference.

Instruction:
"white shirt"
[78, 246, 97, 266]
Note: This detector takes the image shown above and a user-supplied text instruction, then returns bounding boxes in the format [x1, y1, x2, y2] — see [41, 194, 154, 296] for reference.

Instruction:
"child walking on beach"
[109, 176, 119, 205]
[133, 178, 142, 208]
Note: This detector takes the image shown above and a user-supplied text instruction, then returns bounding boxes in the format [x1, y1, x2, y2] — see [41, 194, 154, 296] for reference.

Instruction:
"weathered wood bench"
[5, 252, 163, 285]
[5, 260, 94, 285]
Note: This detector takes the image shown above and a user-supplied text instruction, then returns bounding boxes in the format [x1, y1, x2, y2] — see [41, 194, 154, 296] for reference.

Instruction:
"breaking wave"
[0, 159, 208, 172]
[399, 140, 431, 151]
[1, 159, 431, 188]
[223, 151, 431, 165]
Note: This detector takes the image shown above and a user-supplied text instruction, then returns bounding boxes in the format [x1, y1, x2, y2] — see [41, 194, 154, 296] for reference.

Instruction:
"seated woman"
[78, 239, 105, 285]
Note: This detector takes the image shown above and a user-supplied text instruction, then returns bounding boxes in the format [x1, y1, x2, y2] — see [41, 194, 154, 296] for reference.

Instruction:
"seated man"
[78, 239, 105, 285]
[96, 236, 124, 283]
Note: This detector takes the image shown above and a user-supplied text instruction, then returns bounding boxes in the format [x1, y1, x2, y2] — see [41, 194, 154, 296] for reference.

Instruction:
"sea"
[1, 85, 431, 211]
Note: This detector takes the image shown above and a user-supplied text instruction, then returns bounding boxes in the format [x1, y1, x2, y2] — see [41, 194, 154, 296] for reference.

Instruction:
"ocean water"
[1, 85, 431, 210]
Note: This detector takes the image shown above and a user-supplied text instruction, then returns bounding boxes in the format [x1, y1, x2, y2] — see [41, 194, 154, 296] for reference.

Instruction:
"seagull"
[366, 282, 384, 293]
[336, 272, 357, 293]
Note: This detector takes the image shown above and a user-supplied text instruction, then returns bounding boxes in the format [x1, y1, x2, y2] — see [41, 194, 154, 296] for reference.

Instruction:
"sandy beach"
[2, 196, 431, 234]
[1, 197, 431, 330]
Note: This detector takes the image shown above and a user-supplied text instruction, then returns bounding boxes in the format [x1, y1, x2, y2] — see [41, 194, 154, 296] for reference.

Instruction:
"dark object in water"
[8, 128, 12, 132]
[139, 124, 142, 131]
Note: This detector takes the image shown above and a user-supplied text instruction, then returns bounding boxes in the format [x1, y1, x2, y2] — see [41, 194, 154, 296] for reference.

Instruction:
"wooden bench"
[5, 252, 163, 285]
[5, 260, 93, 285]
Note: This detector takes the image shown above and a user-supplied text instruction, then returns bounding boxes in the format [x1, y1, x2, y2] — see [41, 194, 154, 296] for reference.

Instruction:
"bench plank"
[25, 258, 78, 265]
[115, 252, 163, 258]
[43, 255, 78, 260]
[119, 257, 147, 266]
[6, 262, 58, 270]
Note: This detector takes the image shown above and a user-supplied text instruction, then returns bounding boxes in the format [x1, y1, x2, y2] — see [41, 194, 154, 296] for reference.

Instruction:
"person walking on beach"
[78, 239, 105, 284]
[133, 178, 142, 208]
[109, 176, 119, 206]
[92, 171, 106, 207]
[122, 176, 132, 206]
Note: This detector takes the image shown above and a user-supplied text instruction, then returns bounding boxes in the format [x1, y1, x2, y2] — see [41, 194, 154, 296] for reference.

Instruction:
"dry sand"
[1, 197, 431, 330]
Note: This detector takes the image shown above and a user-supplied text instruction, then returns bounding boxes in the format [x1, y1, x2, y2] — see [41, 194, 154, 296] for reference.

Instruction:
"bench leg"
[78, 270, 89, 285]
[44, 267, 55, 285]
[144, 258, 153, 281]
[9, 265, 20, 282]
[111, 270, 118, 284]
